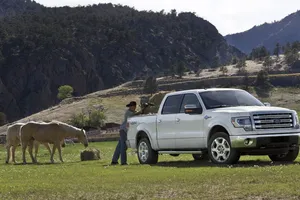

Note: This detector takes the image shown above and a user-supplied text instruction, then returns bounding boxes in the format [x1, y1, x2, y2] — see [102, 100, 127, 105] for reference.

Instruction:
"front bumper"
[230, 133, 300, 148]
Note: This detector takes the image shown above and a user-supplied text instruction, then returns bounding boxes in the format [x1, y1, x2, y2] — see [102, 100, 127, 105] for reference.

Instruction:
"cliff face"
[225, 10, 300, 54]
[0, 3, 244, 121]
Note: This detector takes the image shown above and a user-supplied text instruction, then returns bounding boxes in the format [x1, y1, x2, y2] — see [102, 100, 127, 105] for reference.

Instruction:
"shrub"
[69, 113, 89, 128]
[219, 66, 228, 75]
[69, 99, 106, 129]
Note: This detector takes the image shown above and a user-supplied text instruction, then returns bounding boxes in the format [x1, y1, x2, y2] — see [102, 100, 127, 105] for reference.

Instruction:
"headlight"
[292, 110, 299, 128]
[231, 117, 252, 131]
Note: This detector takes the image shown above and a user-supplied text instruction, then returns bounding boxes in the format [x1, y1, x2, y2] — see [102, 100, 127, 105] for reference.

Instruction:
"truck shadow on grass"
[150, 160, 300, 168]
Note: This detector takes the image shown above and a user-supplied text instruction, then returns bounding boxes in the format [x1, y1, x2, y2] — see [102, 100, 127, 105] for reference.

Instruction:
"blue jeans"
[112, 130, 127, 164]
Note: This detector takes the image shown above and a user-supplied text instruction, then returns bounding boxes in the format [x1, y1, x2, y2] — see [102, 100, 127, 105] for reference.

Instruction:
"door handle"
[157, 119, 162, 123]
[175, 118, 180, 122]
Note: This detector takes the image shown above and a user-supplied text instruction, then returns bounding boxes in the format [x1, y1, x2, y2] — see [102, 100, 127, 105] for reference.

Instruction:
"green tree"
[0, 112, 6, 126]
[231, 56, 238, 65]
[219, 66, 228, 75]
[235, 58, 246, 72]
[57, 85, 74, 100]
[211, 56, 220, 68]
[273, 43, 280, 58]
[254, 70, 273, 98]
[284, 43, 300, 67]
[195, 68, 203, 77]
[250, 46, 268, 60]
[263, 55, 274, 72]
[143, 76, 158, 95]
[176, 61, 185, 78]
[241, 69, 250, 91]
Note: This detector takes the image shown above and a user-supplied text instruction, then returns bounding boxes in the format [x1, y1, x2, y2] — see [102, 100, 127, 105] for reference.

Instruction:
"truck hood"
[211, 106, 293, 114]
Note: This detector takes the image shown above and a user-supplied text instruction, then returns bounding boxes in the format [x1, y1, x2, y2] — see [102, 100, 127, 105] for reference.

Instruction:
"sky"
[36, 0, 300, 36]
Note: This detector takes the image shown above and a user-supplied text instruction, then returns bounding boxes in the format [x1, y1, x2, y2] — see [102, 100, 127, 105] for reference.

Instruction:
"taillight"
[126, 122, 129, 129]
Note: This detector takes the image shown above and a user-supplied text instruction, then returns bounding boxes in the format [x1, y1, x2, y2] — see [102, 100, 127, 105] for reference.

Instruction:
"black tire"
[192, 153, 210, 161]
[208, 132, 240, 165]
[268, 147, 299, 162]
[170, 154, 180, 157]
[137, 137, 158, 164]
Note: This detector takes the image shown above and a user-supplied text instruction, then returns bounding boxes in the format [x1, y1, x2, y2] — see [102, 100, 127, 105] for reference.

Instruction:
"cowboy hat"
[126, 101, 137, 107]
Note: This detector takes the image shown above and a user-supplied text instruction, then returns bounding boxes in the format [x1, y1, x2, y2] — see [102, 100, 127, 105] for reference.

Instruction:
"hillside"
[1, 56, 300, 136]
[0, 0, 42, 16]
[0, 2, 244, 122]
[225, 10, 300, 54]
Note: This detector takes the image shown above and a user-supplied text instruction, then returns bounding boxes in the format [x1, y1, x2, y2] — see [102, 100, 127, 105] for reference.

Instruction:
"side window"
[161, 95, 183, 114]
[180, 93, 201, 113]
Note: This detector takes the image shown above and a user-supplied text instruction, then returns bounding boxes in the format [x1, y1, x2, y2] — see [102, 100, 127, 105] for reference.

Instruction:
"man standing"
[111, 101, 144, 165]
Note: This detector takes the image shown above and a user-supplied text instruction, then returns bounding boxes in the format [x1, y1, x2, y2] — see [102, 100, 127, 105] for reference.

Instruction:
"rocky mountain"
[225, 10, 300, 54]
[0, 2, 244, 122]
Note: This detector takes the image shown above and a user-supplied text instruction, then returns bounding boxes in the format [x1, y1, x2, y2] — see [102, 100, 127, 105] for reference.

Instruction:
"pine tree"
[273, 43, 280, 58]
[254, 70, 273, 98]
[176, 61, 185, 78]
[263, 55, 274, 72]
[143, 76, 158, 95]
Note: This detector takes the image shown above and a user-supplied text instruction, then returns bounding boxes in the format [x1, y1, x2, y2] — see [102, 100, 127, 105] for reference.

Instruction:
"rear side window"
[161, 94, 183, 114]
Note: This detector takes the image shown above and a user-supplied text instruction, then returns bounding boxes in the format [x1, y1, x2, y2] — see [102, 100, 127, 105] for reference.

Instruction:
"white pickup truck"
[126, 88, 300, 165]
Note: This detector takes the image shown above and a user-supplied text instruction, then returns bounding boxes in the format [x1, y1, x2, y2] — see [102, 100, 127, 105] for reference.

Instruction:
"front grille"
[252, 113, 294, 130]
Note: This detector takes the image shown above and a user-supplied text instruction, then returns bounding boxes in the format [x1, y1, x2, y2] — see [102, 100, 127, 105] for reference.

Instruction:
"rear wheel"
[137, 137, 158, 164]
[268, 147, 299, 162]
[208, 132, 240, 165]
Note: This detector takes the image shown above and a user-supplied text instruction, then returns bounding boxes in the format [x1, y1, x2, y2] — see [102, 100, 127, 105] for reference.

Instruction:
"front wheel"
[137, 137, 158, 164]
[208, 132, 240, 165]
[268, 147, 299, 162]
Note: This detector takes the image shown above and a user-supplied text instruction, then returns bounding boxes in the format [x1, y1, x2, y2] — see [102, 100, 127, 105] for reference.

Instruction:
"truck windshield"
[199, 90, 264, 109]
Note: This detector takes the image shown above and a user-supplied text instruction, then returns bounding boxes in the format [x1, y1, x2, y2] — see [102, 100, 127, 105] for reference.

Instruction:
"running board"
[158, 151, 203, 154]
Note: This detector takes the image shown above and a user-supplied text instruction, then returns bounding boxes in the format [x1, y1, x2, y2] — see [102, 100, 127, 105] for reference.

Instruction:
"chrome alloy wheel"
[138, 141, 149, 162]
[211, 137, 231, 162]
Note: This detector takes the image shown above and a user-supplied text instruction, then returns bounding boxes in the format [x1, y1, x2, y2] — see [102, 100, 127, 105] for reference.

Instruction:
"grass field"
[1, 141, 300, 200]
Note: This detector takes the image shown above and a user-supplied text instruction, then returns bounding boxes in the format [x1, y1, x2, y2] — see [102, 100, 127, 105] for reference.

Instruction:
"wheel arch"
[136, 130, 153, 148]
[207, 125, 230, 144]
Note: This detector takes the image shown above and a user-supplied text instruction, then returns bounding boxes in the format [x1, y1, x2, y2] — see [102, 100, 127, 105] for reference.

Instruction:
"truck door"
[156, 94, 183, 149]
[175, 93, 204, 149]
